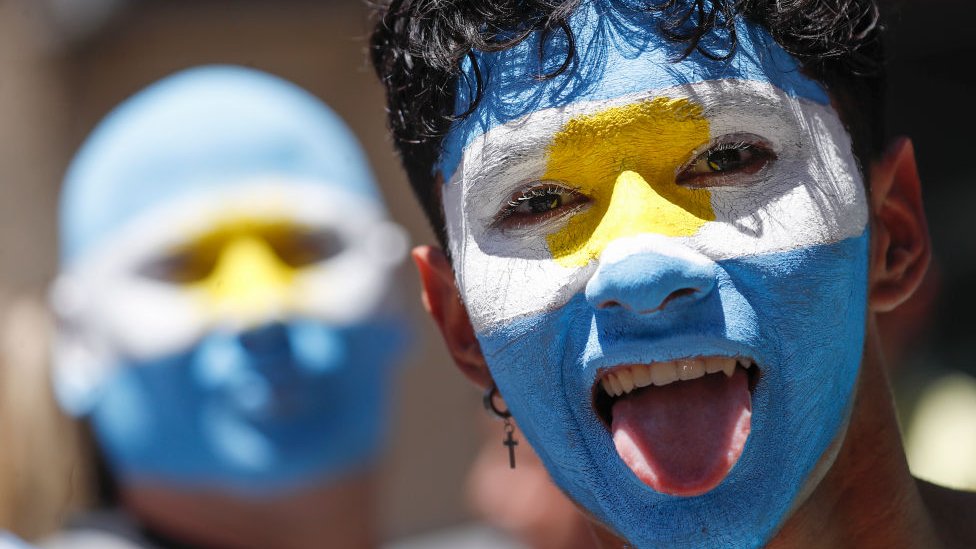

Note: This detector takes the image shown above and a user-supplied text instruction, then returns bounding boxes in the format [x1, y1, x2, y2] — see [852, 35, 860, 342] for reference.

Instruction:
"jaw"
[593, 357, 759, 496]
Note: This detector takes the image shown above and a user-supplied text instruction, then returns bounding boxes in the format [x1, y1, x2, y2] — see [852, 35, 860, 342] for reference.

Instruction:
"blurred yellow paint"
[151, 217, 310, 322]
[200, 235, 296, 320]
[544, 98, 714, 267]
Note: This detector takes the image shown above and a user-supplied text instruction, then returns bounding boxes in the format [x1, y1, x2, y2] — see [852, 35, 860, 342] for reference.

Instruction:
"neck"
[121, 471, 379, 549]
[587, 320, 944, 549]
[766, 323, 941, 549]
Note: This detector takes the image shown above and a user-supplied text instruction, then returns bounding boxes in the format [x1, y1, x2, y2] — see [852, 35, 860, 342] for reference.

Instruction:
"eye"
[677, 137, 775, 187]
[139, 246, 218, 284]
[266, 227, 343, 268]
[494, 183, 588, 229]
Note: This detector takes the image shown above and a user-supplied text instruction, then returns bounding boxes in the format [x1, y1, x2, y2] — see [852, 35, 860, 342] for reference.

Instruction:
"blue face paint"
[439, 1, 870, 547]
[90, 318, 407, 492]
[54, 66, 412, 493]
[477, 235, 867, 548]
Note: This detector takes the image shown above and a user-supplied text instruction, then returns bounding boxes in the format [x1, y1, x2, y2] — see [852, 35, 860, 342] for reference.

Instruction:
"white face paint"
[445, 79, 867, 332]
[51, 179, 408, 414]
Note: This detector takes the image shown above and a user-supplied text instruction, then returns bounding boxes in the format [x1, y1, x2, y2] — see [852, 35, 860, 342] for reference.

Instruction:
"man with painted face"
[46, 66, 409, 549]
[370, 1, 976, 548]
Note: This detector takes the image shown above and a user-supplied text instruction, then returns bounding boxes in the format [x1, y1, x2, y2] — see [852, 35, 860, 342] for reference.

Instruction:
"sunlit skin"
[417, 139, 976, 547]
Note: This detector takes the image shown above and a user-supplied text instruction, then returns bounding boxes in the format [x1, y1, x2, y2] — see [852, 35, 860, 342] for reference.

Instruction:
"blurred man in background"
[43, 65, 410, 549]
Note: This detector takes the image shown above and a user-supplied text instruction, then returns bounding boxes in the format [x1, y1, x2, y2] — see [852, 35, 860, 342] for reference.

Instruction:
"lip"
[579, 337, 765, 428]
[580, 336, 764, 385]
[591, 356, 761, 430]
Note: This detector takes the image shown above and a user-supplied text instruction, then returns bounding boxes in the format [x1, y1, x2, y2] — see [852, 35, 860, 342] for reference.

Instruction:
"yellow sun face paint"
[544, 98, 715, 267]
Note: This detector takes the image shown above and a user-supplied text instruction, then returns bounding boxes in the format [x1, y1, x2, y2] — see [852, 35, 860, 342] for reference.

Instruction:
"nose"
[193, 333, 273, 413]
[238, 322, 290, 357]
[202, 236, 294, 323]
[585, 249, 716, 314]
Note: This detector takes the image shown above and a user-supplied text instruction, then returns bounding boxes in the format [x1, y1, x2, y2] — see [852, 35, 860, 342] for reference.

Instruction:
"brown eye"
[677, 140, 775, 187]
[495, 184, 588, 229]
[140, 246, 218, 284]
[266, 228, 343, 268]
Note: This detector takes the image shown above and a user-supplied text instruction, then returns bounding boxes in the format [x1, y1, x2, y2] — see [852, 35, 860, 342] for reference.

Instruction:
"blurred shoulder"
[386, 522, 528, 549]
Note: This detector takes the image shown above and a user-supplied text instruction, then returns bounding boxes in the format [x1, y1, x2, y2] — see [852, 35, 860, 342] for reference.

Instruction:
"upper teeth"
[599, 357, 751, 397]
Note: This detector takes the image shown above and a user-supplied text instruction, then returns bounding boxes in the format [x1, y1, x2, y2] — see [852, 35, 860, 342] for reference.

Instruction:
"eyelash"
[676, 135, 776, 186]
[712, 141, 751, 153]
[488, 136, 773, 228]
[494, 183, 585, 227]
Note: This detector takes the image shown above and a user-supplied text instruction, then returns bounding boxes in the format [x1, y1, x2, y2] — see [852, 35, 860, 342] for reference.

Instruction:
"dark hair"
[370, 0, 885, 245]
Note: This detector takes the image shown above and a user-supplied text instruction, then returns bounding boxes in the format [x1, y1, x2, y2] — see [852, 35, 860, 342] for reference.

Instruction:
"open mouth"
[593, 357, 759, 497]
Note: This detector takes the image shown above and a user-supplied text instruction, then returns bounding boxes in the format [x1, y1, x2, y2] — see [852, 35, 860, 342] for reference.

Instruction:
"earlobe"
[412, 245, 494, 389]
[868, 138, 931, 312]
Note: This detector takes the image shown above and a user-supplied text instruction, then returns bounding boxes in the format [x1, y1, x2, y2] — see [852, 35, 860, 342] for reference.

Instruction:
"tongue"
[611, 368, 752, 497]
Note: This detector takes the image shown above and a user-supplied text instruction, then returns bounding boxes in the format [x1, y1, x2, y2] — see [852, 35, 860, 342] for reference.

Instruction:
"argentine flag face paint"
[440, 3, 868, 547]
[52, 66, 410, 493]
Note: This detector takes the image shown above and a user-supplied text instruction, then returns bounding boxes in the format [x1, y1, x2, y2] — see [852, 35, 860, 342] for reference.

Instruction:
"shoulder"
[386, 523, 528, 549]
[917, 478, 976, 549]
[38, 531, 145, 549]
[37, 508, 152, 549]
[0, 532, 38, 549]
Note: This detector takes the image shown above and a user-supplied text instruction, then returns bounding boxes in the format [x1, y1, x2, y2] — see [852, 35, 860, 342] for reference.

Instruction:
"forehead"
[68, 181, 388, 274]
[438, 2, 828, 180]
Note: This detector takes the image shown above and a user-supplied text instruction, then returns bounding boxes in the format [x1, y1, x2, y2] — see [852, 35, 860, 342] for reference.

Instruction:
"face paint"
[52, 67, 410, 492]
[441, 3, 867, 547]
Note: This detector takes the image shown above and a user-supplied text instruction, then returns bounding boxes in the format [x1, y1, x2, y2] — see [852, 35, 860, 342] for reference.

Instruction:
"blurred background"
[0, 0, 972, 543]
[0, 0, 483, 542]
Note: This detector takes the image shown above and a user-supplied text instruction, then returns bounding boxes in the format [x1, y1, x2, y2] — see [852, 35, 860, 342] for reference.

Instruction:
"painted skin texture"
[52, 66, 409, 493]
[440, 2, 868, 548]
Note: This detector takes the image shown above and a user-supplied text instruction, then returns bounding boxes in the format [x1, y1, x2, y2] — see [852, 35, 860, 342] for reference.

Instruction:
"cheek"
[455, 246, 597, 334]
[720, 232, 869, 439]
[98, 277, 208, 359]
[293, 253, 394, 325]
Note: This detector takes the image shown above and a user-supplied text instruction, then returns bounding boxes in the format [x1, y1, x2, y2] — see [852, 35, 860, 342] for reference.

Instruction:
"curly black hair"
[370, 0, 885, 245]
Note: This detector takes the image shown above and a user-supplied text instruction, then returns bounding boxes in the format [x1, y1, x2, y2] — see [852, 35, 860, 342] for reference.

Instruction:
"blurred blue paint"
[91, 319, 408, 492]
[57, 66, 411, 492]
[60, 65, 382, 265]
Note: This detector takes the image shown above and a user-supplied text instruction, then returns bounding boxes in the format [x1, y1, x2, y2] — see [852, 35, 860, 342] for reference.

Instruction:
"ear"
[412, 245, 494, 389]
[868, 137, 931, 312]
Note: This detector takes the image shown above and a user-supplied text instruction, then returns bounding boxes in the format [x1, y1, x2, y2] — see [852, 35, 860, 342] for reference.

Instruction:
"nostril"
[657, 287, 699, 310]
[585, 249, 717, 314]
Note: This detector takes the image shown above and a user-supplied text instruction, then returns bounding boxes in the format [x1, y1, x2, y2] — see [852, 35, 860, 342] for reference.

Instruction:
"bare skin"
[417, 138, 976, 548]
[121, 472, 378, 549]
[467, 419, 595, 549]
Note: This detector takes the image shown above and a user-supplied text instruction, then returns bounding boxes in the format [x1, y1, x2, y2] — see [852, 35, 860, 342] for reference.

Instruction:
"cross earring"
[484, 384, 518, 469]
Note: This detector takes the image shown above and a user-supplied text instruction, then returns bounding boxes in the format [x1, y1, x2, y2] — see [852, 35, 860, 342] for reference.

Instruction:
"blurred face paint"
[52, 67, 409, 493]
[54, 182, 407, 491]
[440, 4, 868, 547]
